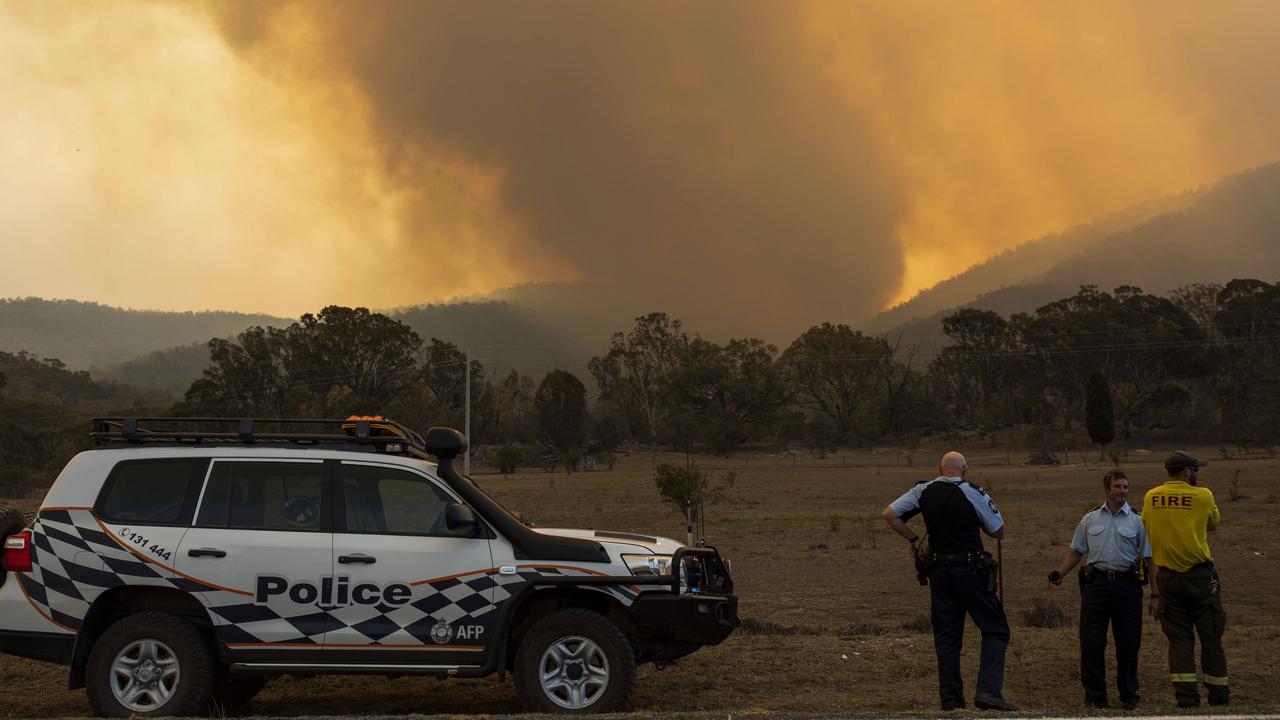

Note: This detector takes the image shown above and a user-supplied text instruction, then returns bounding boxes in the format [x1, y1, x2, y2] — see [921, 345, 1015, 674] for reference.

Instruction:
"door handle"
[187, 547, 226, 558]
[338, 554, 376, 564]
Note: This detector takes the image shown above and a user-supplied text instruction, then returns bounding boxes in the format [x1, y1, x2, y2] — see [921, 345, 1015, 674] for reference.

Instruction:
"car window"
[96, 458, 210, 526]
[197, 461, 325, 532]
[341, 464, 455, 535]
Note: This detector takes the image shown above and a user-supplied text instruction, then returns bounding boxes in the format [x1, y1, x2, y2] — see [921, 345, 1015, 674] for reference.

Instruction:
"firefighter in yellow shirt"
[1142, 451, 1227, 707]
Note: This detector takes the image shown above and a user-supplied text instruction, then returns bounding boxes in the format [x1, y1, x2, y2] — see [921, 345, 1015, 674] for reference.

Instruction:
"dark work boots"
[974, 692, 1018, 711]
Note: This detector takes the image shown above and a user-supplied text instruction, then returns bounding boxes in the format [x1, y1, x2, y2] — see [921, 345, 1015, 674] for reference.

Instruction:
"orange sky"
[2, 0, 1278, 336]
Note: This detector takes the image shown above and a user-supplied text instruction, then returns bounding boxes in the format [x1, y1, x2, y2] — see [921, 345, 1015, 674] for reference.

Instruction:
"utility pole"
[464, 347, 471, 476]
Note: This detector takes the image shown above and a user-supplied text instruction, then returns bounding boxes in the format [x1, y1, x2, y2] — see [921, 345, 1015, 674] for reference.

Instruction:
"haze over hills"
[0, 299, 289, 370]
[391, 301, 593, 382]
[6, 161, 1280, 391]
[482, 163, 1280, 353]
[873, 161, 1280, 354]
[0, 298, 589, 396]
[860, 192, 1198, 334]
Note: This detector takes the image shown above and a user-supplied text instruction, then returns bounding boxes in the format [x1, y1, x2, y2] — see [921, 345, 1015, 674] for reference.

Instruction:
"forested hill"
[863, 161, 1280, 334]
[91, 342, 212, 397]
[391, 301, 592, 381]
[878, 161, 1280, 351]
[0, 298, 288, 370]
[0, 350, 171, 494]
[1, 298, 588, 395]
[89, 301, 588, 396]
[861, 192, 1193, 333]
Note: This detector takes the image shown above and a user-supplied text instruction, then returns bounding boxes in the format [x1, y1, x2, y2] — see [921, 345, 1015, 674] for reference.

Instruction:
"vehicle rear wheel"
[514, 608, 635, 713]
[85, 612, 213, 718]
[210, 675, 267, 709]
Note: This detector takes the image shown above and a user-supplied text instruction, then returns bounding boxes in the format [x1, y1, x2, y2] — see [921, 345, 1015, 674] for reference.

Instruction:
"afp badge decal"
[430, 618, 454, 644]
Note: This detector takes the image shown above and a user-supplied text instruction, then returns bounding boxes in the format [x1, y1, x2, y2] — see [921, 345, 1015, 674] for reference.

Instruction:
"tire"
[209, 675, 267, 710]
[85, 612, 214, 718]
[514, 608, 636, 713]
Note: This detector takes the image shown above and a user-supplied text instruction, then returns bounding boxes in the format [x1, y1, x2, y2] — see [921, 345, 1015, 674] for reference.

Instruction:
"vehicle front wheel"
[514, 608, 636, 713]
[85, 611, 214, 718]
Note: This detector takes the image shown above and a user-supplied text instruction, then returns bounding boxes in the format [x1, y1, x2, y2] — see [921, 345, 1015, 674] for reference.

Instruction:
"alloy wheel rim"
[538, 634, 609, 709]
[109, 639, 180, 712]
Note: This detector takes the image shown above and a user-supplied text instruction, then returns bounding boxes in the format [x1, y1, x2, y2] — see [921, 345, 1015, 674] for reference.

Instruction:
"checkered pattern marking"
[316, 567, 639, 646]
[21, 509, 171, 632]
[494, 566, 641, 608]
[20, 509, 641, 647]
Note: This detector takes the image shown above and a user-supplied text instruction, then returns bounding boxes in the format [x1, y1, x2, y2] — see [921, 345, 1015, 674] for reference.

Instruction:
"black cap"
[1164, 450, 1208, 472]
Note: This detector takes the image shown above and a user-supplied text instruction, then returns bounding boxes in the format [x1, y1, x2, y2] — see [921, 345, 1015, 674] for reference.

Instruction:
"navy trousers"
[1079, 575, 1143, 706]
[929, 565, 1011, 709]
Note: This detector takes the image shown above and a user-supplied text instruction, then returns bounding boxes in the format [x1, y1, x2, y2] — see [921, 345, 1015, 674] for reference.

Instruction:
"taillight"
[3, 531, 32, 572]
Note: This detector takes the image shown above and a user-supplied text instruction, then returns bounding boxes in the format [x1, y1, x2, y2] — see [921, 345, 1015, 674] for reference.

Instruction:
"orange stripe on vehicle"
[517, 564, 643, 591]
[94, 516, 252, 597]
[37, 506, 93, 513]
[410, 567, 500, 586]
[407, 564, 618, 587]
[516, 564, 610, 576]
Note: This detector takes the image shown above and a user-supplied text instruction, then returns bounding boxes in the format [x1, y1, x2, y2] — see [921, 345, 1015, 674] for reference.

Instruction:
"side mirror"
[445, 502, 479, 533]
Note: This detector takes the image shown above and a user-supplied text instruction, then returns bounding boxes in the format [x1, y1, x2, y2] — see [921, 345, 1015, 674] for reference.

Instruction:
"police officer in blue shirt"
[884, 451, 1015, 711]
[1048, 469, 1153, 709]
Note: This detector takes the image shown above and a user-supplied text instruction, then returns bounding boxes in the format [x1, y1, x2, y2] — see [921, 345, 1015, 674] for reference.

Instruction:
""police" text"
[256, 575, 411, 607]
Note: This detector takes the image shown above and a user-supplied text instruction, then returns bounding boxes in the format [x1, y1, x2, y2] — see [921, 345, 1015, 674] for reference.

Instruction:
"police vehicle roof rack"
[90, 417, 434, 460]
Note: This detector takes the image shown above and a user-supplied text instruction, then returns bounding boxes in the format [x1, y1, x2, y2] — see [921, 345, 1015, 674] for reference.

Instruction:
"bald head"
[940, 452, 967, 478]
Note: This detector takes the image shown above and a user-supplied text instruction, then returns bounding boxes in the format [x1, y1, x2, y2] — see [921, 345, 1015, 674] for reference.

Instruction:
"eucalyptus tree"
[781, 322, 889, 439]
[588, 312, 688, 442]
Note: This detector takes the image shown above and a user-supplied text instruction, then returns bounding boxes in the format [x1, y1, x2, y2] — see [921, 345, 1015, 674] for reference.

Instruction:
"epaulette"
[1087, 503, 1103, 512]
[914, 479, 930, 486]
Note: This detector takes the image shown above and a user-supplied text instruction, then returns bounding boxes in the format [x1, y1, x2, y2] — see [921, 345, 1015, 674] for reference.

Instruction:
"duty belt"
[1083, 565, 1140, 582]
[931, 552, 982, 566]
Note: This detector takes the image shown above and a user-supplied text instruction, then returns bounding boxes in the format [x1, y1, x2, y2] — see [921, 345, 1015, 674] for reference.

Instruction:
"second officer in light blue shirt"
[1048, 469, 1153, 709]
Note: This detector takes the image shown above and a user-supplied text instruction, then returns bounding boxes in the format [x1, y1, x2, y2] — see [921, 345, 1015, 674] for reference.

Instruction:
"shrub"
[494, 443, 524, 474]
[598, 450, 617, 470]
[1026, 430, 1060, 465]
[654, 463, 725, 524]
[562, 446, 584, 474]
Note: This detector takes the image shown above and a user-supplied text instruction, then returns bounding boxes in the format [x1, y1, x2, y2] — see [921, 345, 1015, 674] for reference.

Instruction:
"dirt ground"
[2, 445, 1278, 717]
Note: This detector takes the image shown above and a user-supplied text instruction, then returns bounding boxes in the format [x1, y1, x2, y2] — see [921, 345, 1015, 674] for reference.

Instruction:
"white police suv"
[0, 417, 737, 716]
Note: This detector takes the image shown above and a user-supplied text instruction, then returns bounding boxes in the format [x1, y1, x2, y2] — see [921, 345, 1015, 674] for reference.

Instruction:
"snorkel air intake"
[425, 427, 609, 563]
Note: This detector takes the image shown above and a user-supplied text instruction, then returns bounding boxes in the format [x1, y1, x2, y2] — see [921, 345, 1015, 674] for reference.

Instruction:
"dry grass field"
[2, 445, 1278, 717]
